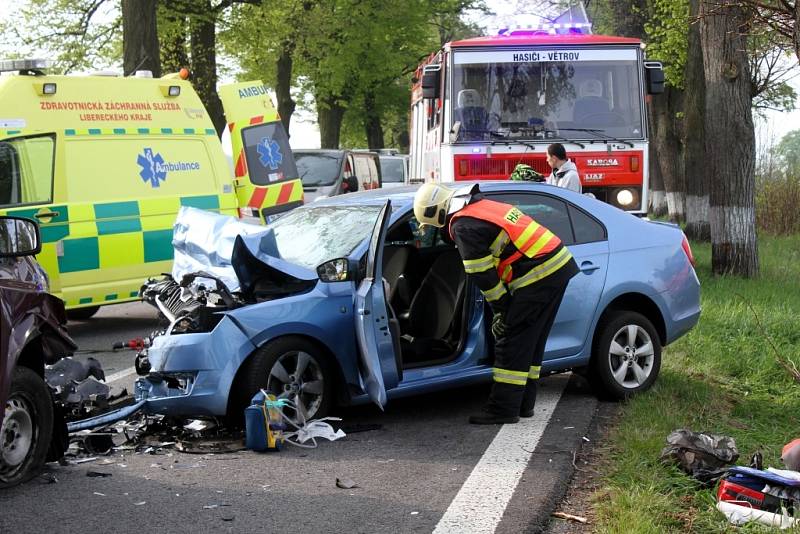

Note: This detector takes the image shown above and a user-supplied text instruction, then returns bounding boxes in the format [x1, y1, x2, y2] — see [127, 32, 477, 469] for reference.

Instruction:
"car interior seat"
[454, 89, 488, 136]
[400, 249, 466, 364]
[573, 79, 610, 121]
[383, 223, 419, 309]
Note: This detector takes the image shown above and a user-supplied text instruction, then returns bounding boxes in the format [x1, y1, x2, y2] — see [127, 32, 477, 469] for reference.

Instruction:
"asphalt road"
[1, 302, 600, 534]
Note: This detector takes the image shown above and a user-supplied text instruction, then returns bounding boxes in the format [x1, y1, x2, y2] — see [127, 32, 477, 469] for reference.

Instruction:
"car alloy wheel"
[266, 350, 326, 422]
[607, 324, 655, 388]
[589, 310, 662, 400]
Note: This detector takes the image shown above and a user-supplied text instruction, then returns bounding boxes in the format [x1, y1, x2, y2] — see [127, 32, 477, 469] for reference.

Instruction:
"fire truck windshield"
[450, 49, 644, 143]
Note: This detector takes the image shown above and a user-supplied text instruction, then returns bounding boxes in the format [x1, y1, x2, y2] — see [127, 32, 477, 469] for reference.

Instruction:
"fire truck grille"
[457, 155, 551, 179]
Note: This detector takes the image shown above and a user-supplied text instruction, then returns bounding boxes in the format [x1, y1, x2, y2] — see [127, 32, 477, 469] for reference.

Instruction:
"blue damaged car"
[134, 182, 701, 421]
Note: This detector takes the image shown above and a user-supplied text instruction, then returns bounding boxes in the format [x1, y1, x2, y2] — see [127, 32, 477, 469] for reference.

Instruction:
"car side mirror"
[317, 258, 351, 282]
[0, 216, 41, 258]
[342, 175, 359, 192]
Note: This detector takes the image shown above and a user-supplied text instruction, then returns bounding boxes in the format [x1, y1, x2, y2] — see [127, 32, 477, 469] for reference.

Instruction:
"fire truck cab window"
[451, 51, 643, 142]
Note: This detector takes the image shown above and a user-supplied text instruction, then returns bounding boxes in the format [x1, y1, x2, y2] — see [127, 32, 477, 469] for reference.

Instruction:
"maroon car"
[0, 215, 75, 488]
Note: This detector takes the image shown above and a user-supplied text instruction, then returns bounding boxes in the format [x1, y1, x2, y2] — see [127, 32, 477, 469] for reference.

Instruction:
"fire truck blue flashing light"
[498, 22, 592, 36]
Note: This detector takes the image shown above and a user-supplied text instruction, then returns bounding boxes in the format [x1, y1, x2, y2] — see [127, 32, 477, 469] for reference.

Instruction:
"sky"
[1, 1, 798, 148]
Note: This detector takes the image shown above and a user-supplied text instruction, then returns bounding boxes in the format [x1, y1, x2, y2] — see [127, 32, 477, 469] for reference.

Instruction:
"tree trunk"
[364, 90, 384, 150]
[648, 115, 668, 217]
[122, 0, 161, 77]
[794, 3, 800, 62]
[701, 0, 758, 277]
[190, 10, 225, 135]
[317, 94, 345, 148]
[684, 0, 710, 240]
[275, 43, 296, 135]
[652, 86, 686, 222]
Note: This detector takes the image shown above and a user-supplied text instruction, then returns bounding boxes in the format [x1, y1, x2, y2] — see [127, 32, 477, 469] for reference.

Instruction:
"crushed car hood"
[172, 207, 317, 293]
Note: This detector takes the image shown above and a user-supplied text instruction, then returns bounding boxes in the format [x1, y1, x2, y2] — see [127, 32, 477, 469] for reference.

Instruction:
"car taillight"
[681, 235, 695, 267]
[630, 156, 640, 172]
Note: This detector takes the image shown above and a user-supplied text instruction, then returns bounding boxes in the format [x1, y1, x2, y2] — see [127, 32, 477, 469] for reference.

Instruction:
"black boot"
[468, 410, 520, 425]
[519, 381, 537, 418]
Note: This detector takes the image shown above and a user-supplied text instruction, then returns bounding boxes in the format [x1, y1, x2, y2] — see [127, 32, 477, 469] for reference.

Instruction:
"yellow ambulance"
[0, 59, 303, 318]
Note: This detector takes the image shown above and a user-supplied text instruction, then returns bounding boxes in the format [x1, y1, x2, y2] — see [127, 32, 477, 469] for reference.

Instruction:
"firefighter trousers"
[486, 267, 572, 417]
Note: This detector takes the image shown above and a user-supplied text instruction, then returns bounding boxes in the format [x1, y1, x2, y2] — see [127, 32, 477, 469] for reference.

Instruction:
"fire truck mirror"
[644, 61, 665, 95]
[422, 65, 441, 100]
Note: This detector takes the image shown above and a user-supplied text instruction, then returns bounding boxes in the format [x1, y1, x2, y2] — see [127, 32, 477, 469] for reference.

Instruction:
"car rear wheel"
[66, 306, 100, 321]
[589, 311, 661, 400]
[1, 367, 54, 488]
[231, 337, 334, 424]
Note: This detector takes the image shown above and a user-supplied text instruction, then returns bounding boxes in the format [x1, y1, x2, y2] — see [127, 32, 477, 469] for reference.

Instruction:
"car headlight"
[616, 189, 635, 206]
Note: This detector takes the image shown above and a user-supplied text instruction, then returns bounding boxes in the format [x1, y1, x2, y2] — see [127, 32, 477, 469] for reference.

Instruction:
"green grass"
[593, 234, 800, 533]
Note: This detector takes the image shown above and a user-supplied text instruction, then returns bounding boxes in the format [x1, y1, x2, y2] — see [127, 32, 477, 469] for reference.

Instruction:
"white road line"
[104, 367, 137, 384]
[433, 380, 566, 534]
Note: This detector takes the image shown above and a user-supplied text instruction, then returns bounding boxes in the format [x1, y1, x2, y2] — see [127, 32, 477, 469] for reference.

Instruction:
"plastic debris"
[336, 477, 359, 489]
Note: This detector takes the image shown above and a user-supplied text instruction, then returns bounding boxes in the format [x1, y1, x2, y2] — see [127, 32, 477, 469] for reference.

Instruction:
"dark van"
[294, 149, 381, 202]
[1, 216, 75, 487]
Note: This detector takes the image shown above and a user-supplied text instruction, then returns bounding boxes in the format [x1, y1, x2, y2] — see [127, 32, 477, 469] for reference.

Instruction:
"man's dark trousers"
[487, 266, 573, 417]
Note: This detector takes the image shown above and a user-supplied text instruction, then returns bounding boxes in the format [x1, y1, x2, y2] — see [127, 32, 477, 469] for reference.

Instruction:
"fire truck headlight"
[616, 189, 635, 206]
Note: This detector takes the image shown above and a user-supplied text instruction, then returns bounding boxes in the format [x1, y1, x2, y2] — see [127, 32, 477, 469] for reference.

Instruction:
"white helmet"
[413, 183, 456, 227]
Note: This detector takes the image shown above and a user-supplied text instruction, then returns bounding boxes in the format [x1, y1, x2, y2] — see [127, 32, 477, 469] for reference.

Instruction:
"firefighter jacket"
[449, 198, 578, 313]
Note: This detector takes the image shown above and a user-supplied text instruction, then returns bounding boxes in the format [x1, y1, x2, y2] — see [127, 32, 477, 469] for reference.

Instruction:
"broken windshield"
[268, 205, 383, 269]
[450, 48, 644, 141]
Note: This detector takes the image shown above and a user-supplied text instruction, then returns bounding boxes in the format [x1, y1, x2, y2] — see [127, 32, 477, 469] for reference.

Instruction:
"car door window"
[489, 193, 575, 245]
[0, 135, 54, 207]
[569, 204, 607, 243]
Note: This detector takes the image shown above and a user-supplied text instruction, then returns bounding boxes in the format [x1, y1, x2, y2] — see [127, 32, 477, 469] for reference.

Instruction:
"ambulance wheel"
[67, 306, 100, 321]
[0, 367, 55, 488]
[589, 311, 661, 400]
[230, 337, 334, 424]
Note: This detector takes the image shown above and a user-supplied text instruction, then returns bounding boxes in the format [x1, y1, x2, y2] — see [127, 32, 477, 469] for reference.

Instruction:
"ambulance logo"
[137, 148, 167, 188]
[257, 136, 283, 170]
[137, 148, 201, 188]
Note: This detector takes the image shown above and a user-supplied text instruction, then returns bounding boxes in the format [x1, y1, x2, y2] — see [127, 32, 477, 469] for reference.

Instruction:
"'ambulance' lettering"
[238, 85, 269, 99]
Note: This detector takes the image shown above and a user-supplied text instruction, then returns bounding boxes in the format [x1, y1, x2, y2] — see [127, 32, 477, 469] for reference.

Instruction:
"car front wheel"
[589, 311, 661, 400]
[231, 337, 334, 424]
[1, 367, 55, 488]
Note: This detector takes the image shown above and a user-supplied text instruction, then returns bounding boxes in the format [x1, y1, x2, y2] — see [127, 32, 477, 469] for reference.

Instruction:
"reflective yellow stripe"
[525, 229, 557, 257]
[529, 366, 541, 379]
[508, 247, 572, 292]
[493, 367, 528, 386]
[512, 221, 541, 249]
[490, 230, 510, 256]
[481, 281, 507, 302]
[463, 255, 495, 274]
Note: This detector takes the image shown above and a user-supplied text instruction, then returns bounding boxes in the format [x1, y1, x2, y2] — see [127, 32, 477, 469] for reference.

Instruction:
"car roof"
[312, 181, 646, 227]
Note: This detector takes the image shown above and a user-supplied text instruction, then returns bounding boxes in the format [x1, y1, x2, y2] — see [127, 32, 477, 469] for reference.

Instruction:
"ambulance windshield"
[450, 49, 644, 142]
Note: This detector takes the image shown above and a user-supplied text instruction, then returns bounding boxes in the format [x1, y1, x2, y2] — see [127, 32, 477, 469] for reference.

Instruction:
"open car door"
[354, 200, 401, 409]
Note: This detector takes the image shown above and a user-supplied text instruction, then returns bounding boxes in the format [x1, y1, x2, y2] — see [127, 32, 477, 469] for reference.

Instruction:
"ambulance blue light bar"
[0, 58, 51, 73]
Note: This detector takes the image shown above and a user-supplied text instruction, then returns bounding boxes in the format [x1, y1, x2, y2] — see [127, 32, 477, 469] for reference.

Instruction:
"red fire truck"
[409, 23, 664, 214]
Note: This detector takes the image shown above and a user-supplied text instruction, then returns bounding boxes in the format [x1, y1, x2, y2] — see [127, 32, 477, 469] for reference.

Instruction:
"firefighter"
[413, 183, 579, 424]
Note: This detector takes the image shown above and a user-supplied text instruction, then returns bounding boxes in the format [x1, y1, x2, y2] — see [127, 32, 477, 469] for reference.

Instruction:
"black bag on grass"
[660, 429, 739, 484]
